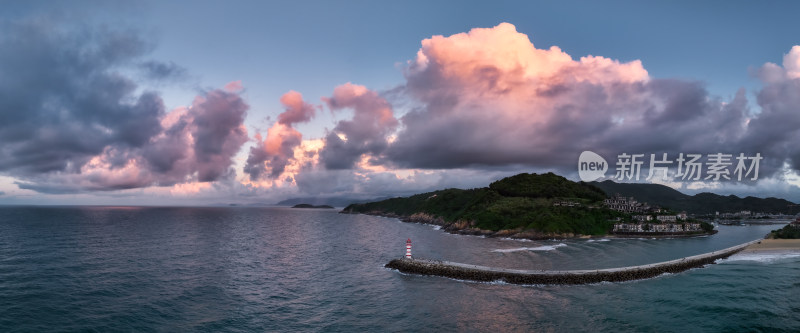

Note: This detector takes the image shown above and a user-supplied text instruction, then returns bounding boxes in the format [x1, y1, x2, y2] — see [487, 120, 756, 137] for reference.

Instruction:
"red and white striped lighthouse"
[405, 238, 412, 258]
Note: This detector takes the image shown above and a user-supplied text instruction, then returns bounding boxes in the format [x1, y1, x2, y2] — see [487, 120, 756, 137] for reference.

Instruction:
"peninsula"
[341, 172, 714, 239]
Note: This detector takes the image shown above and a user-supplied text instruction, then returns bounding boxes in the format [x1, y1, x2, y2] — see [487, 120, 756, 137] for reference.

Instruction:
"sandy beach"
[742, 238, 800, 252]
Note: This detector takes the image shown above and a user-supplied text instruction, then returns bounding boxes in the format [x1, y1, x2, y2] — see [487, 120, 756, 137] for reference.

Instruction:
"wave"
[722, 252, 800, 264]
[500, 237, 533, 242]
[586, 239, 610, 243]
[491, 243, 567, 253]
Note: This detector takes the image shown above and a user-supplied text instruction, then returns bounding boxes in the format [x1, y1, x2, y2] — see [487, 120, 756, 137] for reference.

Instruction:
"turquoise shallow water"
[0, 206, 797, 332]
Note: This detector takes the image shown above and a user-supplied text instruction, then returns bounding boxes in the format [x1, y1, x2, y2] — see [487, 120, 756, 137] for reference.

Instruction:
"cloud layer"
[240, 23, 800, 201]
[3, 20, 800, 202]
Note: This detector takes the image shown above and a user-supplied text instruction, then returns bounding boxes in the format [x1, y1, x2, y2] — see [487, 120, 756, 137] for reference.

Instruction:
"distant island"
[292, 204, 335, 209]
[342, 172, 719, 240]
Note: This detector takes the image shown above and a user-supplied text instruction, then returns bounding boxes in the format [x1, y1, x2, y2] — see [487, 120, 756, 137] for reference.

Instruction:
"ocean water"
[0, 206, 798, 332]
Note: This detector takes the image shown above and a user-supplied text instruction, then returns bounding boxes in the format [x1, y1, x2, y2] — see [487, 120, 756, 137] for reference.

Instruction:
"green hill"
[591, 180, 796, 215]
[342, 172, 623, 236]
[489, 172, 606, 201]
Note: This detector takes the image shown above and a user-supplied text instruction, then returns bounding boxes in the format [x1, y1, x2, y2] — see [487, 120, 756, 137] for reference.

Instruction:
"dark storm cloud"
[13, 87, 250, 193]
[0, 19, 165, 175]
[738, 72, 800, 175]
[0, 17, 250, 193]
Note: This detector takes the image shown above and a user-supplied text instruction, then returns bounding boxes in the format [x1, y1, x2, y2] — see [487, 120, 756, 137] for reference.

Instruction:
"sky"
[1, 0, 800, 206]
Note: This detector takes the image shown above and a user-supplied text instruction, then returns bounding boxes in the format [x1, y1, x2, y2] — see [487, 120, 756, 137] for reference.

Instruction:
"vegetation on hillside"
[489, 173, 607, 201]
[343, 173, 624, 235]
[770, 224, 800, 239]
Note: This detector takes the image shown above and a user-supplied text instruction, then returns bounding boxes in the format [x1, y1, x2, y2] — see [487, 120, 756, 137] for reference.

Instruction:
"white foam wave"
[500, 237, 532, 242]
[723, 252, 800, 264]
[586, 238, 611, 243]
[491, 243, 567, 253]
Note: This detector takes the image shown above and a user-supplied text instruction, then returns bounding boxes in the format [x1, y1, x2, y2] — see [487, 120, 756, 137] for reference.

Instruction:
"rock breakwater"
[385, 240, 759, 285]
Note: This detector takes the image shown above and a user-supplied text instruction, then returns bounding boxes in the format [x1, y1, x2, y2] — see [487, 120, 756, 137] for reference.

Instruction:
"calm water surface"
[0, 206, 797, 332]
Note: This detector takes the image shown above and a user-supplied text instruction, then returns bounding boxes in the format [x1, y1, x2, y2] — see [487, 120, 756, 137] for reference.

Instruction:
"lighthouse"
[405, 238, 412, 258]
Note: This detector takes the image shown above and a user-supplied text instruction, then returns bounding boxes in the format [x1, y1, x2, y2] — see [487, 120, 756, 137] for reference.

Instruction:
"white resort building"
[604, 194, 651, 213]
[612, 222, 702, 234]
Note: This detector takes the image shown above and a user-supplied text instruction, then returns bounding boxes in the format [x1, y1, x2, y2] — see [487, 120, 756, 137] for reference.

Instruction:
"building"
[612, 223, 644, 232]
[604, 194, 650, 213]
[720, 210, 755, 219]
[612, 222, 703, 233]
[657, 215, 677, 222]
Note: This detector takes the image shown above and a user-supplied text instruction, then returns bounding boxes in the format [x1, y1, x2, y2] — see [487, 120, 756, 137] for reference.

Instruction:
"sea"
[0, 206, 798, 332]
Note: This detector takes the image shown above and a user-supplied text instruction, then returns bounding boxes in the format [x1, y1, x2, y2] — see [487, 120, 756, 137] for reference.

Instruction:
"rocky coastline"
[341, 210, 716, 240]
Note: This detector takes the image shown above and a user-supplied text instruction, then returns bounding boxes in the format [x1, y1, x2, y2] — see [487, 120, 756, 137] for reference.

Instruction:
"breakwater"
[386, 240, 760, 285]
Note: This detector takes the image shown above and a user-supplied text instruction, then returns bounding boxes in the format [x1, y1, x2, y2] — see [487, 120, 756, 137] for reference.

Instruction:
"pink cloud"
[224, 80, 244, 92]
[385, 22, 659, 168]
[278, 90, 317, 125]
[245, 91, 318, 180]
[257, 26, 800, 201]
[783, 46, 800, 79]
[406, 22, 647, 101]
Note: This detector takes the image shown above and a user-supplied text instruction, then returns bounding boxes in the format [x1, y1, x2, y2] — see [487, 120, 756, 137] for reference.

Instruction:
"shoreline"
[741, 238, 800, 253]
[342, 211, 717, 240]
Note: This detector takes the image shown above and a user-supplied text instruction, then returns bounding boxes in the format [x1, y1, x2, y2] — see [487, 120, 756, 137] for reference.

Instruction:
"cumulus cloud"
[244, 91, 317, 180]
[284, 23, 800, 201]
[319, 83, 398, 169]
[189, 90, 249, 181]
[385, 23, 662, 168]
[364, 22, 796, 185]
[742, 51, 800, 174]
[278, 90, 317, 125]
[15, 86, 250, 193]
[783, 45, 800, 79]
[243, 83, 399, 190]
